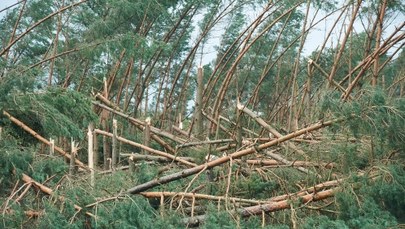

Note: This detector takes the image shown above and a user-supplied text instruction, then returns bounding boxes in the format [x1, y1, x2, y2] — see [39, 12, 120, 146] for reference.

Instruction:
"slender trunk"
[372, 0, 387, 87]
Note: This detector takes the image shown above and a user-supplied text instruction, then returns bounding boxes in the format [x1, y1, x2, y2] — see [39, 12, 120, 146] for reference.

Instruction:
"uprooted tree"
[0, 0, 404, 228]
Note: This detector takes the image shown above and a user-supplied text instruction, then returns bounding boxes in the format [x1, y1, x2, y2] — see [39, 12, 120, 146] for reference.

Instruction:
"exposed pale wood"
[127, 118, 341, 194]
[3, 111, 89, 171]
[88, 124, 95, 187]
[49, 138, 54, 155]
[195, 66, 204, 139]
[112, 119, 118, 169]
[94, 129, 197, 167]
[144, 117, 151, 154]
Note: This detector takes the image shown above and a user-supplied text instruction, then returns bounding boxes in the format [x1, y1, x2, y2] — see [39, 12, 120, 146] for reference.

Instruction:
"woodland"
[0, 0, 404, 228]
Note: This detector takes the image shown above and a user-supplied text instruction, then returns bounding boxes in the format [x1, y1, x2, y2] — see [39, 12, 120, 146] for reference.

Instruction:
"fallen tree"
[127, 118, 342, 194]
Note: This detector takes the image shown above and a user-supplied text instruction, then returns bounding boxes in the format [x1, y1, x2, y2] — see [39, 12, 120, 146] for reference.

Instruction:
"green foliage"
[93, 197, 182, 229]
[321, 87, 405, 157]
[1, 87, 97, 140]
[31, 156, 68, 184]
[0, 140, 34, 188]
[233, 173, 279, 199]
[335, 190, 397, 228]
[361, 165, 405, 222]
[302, 215, 348, 229]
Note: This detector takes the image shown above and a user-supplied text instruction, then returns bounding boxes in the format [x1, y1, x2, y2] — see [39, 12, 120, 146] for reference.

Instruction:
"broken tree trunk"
[112, 119, 118, 169]
[194, 66, 204, 139]
[49, 138, 54, 155]
[94, 129, 197, 167]
[127, 118, 341, 194]
[3, 111, 89, 171]
[144, 117, 151, 154]
[70, 139, 77, 175]
[88, 124, 95, 187]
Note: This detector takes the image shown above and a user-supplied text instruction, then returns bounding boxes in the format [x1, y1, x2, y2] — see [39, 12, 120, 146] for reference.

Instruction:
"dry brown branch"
[128, 118, 342, 194]
[3, 111, 89, 171]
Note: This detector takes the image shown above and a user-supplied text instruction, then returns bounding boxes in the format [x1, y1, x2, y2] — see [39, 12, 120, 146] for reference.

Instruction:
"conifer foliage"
[0, 0, 404, 228]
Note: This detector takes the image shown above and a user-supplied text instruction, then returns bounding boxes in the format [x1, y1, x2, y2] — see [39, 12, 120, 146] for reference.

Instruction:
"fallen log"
[182, 187, 340, 226]
[140, 191, 269, 205]
[269, 178, 343, 202]
[127, 118, 341, 194]
[240, 187, 339, 216]
[3, 111, 89, 171]
[245, 159, 336, 169]
[94, 129, 197, 167]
